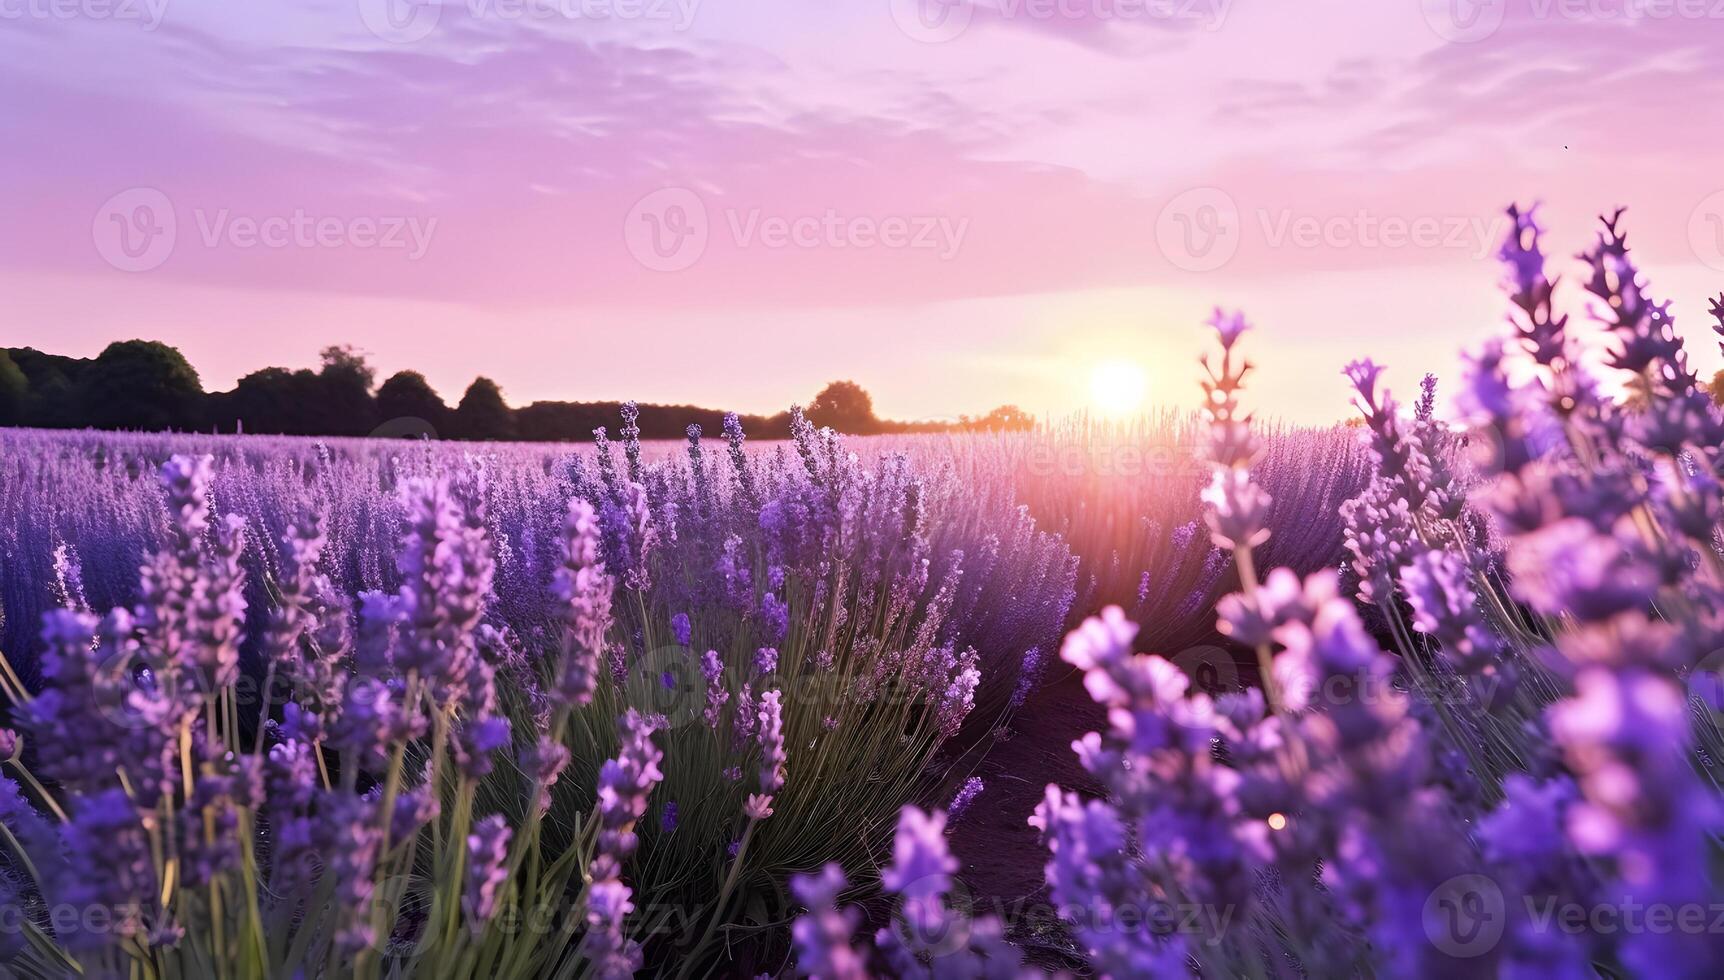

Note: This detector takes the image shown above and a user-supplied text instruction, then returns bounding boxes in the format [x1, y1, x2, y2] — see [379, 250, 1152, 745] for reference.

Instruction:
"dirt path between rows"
[947, 663, 1104, 964]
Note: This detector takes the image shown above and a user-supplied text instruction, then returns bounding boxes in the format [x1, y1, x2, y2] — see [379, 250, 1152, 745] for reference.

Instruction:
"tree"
[308, 346, 379, 437]
[806, 380, 877, 433]
[215, 368, 320, 435]
[0, 351, 27, 426]
[376, 371, 450, 437]
[5, 348, 87, 428]
[454, 377, 516, 441]
[78, 340, 203, 431]
[973, 404, 1034, 431]
[318, 345, 376, 391]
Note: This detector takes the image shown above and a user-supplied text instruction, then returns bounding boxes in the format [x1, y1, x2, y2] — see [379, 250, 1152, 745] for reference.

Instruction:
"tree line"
[0, 340, 1035, 441]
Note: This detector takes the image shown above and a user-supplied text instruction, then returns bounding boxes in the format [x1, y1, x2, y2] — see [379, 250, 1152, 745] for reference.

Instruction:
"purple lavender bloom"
[670, 611, 692, 647]
[937, 659, 980, 739]
[947, 776, 983, 824]
[454, 715, 512, 781]
[521, 738, 572, 813]
[660, 801, 679, 833]
[466, 815, 512, 932]
[554, 498, 613, 706]
[700, 649, 729, 728]
[753, 646, 778, 677]
[619, 400, 643, 484]
[878, 806, 958, 955]
[583, 879, 641, 979]
[55, 789, 153, 951]
[1202, 468, 1271, 551]
[757, 688, 787, 806]
[392, 785, 440, 842]
[760, 591, 790, 645]
[393, 473, 491, 702]
[1008, 646, 1046, 710]
[582, 710, 661, 978]
[790, 865, 868, 980]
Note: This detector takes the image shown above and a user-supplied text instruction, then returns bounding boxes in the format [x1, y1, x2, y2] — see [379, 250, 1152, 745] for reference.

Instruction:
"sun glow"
[1089, 359, 1149, 418]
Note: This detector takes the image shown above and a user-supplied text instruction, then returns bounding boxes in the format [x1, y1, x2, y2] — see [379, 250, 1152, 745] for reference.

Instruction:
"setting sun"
[1089, 359, 1149, 418]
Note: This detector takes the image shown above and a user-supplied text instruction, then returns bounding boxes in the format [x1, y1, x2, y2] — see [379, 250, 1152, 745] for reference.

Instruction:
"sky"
[4, 0, 1724, 425]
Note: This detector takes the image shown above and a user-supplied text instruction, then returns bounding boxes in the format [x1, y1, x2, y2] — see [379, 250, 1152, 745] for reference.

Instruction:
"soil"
[946, 662, 1104, 966]
[948, 630, 1256, 967]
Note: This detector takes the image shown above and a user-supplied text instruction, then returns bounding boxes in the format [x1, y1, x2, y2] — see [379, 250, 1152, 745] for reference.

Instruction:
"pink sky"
[5, 0, 1724, 424]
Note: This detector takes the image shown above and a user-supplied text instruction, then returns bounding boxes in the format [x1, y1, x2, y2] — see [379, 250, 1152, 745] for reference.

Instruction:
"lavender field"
[2, 208, 1723, 978]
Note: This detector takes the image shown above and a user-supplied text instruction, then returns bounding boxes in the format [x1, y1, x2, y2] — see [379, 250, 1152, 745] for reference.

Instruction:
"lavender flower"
[790, 865, 868, 980]
[947, 776, 983, 824]
[466, 815, 512, 932]
[582, 710, 663, 977]
[554, 498, 613, 706]
[756, 688, 787, 809]
[752, 646, 778, 676]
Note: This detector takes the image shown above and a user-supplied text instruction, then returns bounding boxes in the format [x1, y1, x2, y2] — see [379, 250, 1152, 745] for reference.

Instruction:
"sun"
[1089, 359, 1149, 418]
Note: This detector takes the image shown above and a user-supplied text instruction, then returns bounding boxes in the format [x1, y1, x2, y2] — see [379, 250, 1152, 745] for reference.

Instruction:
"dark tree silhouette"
[376, 371, 450, 436]
[0, 351, 26, 426]
[2, 340, 978, 442]
[455, 377, 516, 441]
[215, 368, 320, 435]
[4, 349, 85, 428]
[806, 380, 877, 433]
[78, 340, 203, 431]
[308, 346, 379, 437]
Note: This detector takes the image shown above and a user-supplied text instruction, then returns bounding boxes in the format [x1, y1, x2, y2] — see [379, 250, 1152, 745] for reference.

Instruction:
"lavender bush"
[0, 409, 1074, 976]
[878, 413, 1370, 648]
[1017, 209, 1722, 977]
